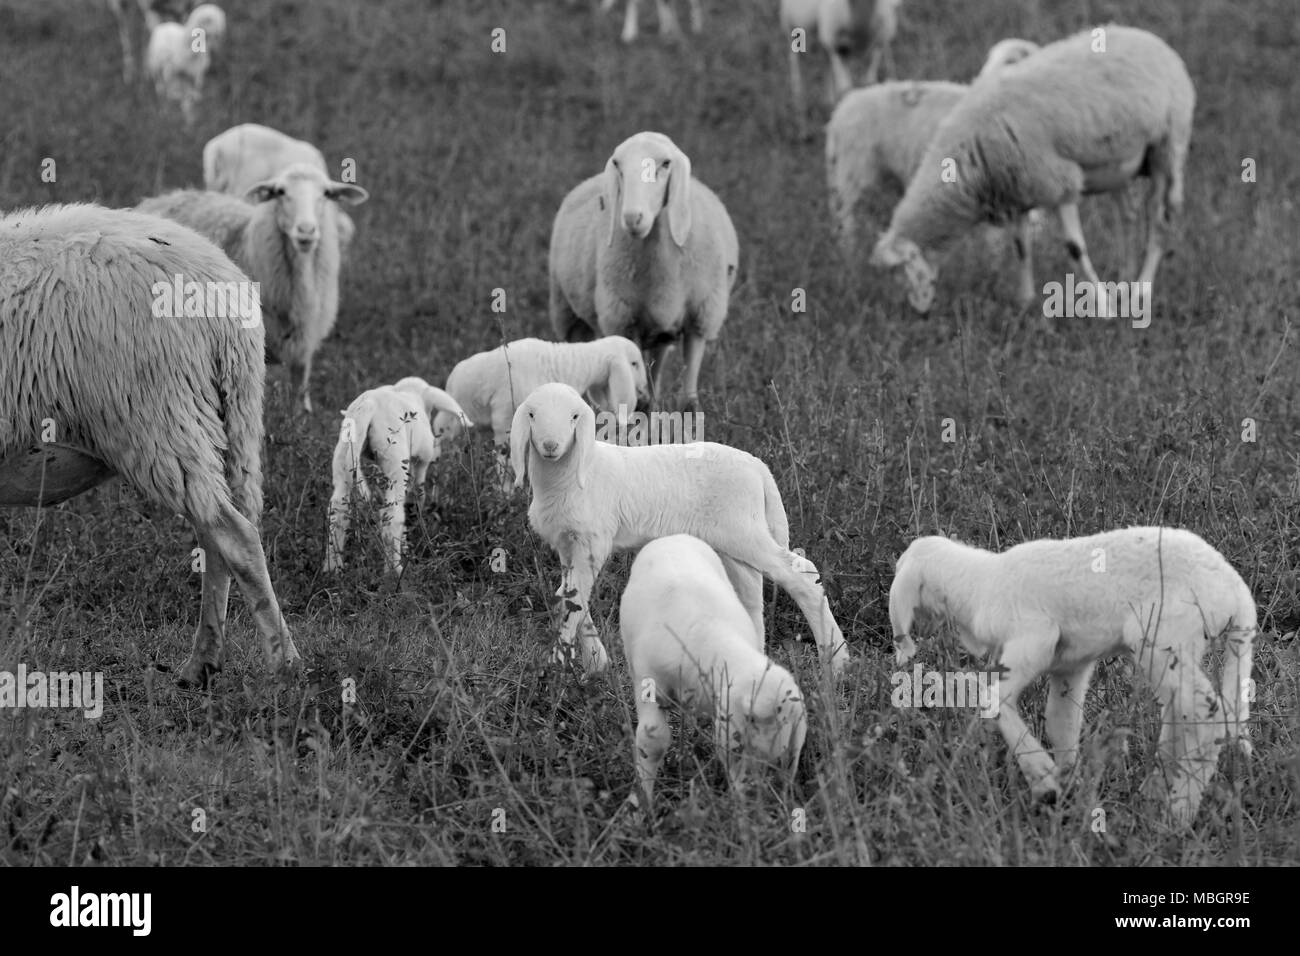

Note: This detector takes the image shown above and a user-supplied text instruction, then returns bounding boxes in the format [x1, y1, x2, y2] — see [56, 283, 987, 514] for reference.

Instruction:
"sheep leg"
[645, 340, 674, 408]
[654, 0, 681, 37]
[1013, 214, 1036, 308]
[377, 453, 412, 576]
[827, 52, 854, 104]
[552, 542, 611, 676]
[748, 547, 848, 676]
[1135, 169, 1169, 288]
[1141, 637, 1223, 826]
[197, 499, 300, 673]
[179, 529, 231, 688]
[324, 442, 366, 573]
[863, 46, 883, 85]
[679, 332, 706, 413]
[719, 555, 764, 649]
[1056, 202, 1113, 318]
[620, 0, 639, 42]
[994, 629, 1060, 802]
[290, 358, 313, 414]
[788, 49, 809, 140]
[634, 693, 671, 806]
[493, 441, 514, 496]
[1044, 660, 1096, 773]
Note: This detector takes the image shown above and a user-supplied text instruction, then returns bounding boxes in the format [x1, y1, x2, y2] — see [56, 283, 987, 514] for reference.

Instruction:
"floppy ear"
[603, 154, 623, 248]
[325, 181, 369, 205]
[245, 180, 283, 203]
[572, 402, 595, 490]
[605, 354, 637, 428]
[889, 580, 921, 665]
[421, 386, 470, 428]
[509, 401, 532, 490]
[665, 144, 693, 247]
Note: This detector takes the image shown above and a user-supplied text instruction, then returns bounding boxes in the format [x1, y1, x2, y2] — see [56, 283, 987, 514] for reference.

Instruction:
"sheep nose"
[542, 439, 559, 455]
[623, 210, 646, 233]
[294, 224, 319, 240]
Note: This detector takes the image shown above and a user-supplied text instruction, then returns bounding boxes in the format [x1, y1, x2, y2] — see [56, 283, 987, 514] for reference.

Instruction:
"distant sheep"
[621, 534, 807, 805]
[601, 0, 702, 43]
[511, 383, 848, 679]
[107, 0, 188, 82]
[870, 25, 1194, 315]
[138, 162, 369, 413]
[0, 203, 299, 688]
[145, 20, 210, 124]
[324, 377, 468, 576]
[203, 123, 357, 258]
[890, 528, 1255, 825]
[550, 131, 738, 413]
[780, 0, 902, 136]
[435, 336, 650, 493]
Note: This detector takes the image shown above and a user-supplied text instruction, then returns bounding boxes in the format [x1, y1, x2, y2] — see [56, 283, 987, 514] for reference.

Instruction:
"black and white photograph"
[0, 0, 1295, 900]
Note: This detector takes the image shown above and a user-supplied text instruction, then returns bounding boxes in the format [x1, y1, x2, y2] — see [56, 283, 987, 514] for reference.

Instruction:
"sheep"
[144, 19, 210, 125]
[106, 0, 187, 82]
[137, 162, 369, 413]
[870, 25, 1194, 316]
[186, 3, 226, 54]
[889, 528, 1256, 826]
[324, 377, 468, 577]
[510, 383, 849, 680]
[825, 39, 1041, 283]
[601, 0, 702, 43]
[0, 202, 299, 688]
[434, 336, 650, 494]
[780, 0, 902, 137]
[621, 534, 807, 805]
[549, 131, 738, 414]
[203, 124, 357, 259]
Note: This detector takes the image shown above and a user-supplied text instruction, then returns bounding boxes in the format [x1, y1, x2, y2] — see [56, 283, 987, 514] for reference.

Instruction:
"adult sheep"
[870, 25, 1194, 316]
[138, 162, 369, 413]
[0, 203, 299, 688]
[144, 19, 210, 125]
[203, 123, 357, 258]
[549, 131, 738, 414]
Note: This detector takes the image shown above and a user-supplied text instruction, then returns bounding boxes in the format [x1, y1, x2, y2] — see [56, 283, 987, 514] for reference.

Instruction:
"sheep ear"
[421, 386, 466, 424]
[666, 145, 692, 247]
[603, 156, 622, 248]
[573, 404, 595, 490]
[325, 182, 369, 206]
[509, 401, 531, 490]
[607, 355, 636, 428]
[245, 180, 283, 203]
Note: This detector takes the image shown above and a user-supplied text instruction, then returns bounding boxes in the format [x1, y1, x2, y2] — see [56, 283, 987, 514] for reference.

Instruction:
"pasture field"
[0, 0, 1297, 866]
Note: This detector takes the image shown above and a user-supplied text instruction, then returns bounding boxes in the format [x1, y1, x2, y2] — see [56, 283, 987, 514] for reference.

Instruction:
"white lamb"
[137, 162, 369, 413]
[870, 25, 1194, 315]
[890, 528, 1256, 826]
[511, 383, 848, 679]
[549, 131, 738, 413]
[435, 336, 650, 494]
[106, 0, 186, 82]
[780, 0, 902, 137]
[144, 19, 210, 125]
[203, 123, 357, 258]
[601, 0, 702, 43]
[621, 534, 807, 805]
[0, 203, 299, 688]
[825, 39, 1041, 281]
[324, 377, 468, 577]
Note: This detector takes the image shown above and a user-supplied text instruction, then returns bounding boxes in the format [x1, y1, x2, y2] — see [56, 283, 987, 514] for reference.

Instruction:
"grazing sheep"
[549, 131, 738, 413]
[621, 534, 807, 805]
[203, 124, 357, 258]
[780, 0, 902, 136]
[137, 162, 369, 413]
[324, 377, 468, 577]
[435, 336, 650, 493]
[511, 383, 848, 679]
[0, 203, 299, 688]
[825, 39, 1040, 287]
[870, 25, 1194, 315]
[186, 3, 226, 54]
[889, 528, 1256, 825]
[144, 19, 210, 125]
[106, 0, 187, 82]
[601, 0, 702, 43]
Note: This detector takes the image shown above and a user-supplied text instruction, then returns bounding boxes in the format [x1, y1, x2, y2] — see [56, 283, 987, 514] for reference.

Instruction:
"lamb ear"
[665, 144, 692, 247]
[325, 182, 369, 206]
[606, 354, 636, 428]
[573, 404, 595, 490]
[421, 386, 468, 426]
[509, 401, 531, 490]
[245, 180, 283, 203]
[894, 633, 919, 666]
[603, 155, 623, 248]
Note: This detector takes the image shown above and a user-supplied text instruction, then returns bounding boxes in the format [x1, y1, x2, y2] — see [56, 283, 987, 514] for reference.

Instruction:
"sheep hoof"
[177, 658, 220, 690]
[1030, 778, 1060, 806]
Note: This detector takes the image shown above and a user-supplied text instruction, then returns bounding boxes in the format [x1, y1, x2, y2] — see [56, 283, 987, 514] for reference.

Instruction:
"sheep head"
[510, 383, 595, 491]
[245, 162, 368, 256]
[604, 335, 651, 420]
[976, 38, 1041, 80]
[870, 232, 937, 314]
[393, 377, 471, 455]
[603, 131, 693, 249]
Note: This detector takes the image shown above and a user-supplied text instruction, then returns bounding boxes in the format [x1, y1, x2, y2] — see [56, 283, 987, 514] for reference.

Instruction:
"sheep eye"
[660, 159, 669, 168]
[571, 414, 579, 422]
[528, 411, 534, 419]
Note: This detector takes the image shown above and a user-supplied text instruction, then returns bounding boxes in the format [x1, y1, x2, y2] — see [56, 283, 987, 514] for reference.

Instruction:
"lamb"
[434, 336, 650, 493]
[203, 124, 357, 259]
[511, 383, 848, 679]
[324, 377, 468, 577]
[601, 0, 702, 43]
[889, 528, 1256, 826]
[0, 203, 299, 688]
[621, 534, 807, 805]
[137, 162, 369, 413]
[869, 25, 1194, 316]
[780, 0, 902, 137]
[825, 38, 1041, 281]
[144, 19, 211, 125]
[549, 131, 738, 413]
[106, 0, 187, 82]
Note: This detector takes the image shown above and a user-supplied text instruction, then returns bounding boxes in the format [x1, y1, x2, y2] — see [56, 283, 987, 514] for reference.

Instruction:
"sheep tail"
[220, 339, 267, 524]
[761, 465, 791, 550]
[1220, 582, 1257, 757]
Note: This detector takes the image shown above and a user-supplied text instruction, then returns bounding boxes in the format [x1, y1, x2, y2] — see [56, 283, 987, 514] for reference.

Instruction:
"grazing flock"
[0, 0, 1260, 828]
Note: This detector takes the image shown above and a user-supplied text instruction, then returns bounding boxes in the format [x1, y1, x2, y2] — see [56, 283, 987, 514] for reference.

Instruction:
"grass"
[0, 0, 1297, 865]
